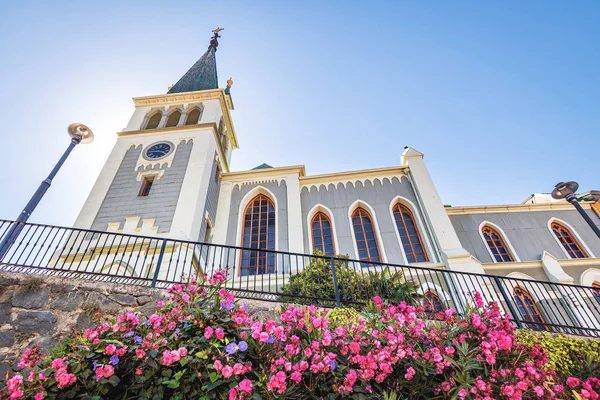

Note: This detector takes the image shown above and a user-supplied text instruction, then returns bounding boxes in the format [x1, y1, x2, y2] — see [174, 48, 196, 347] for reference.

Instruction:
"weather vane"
[210, 27, 224, 50]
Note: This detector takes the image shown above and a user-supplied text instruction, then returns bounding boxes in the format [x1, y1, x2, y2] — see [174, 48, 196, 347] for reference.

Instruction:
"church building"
[72, 30, 600, 303]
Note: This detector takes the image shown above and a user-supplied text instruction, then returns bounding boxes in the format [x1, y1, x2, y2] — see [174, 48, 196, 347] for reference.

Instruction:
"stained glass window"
[311, 212, 335, 256]
[240, 195, 276, 276]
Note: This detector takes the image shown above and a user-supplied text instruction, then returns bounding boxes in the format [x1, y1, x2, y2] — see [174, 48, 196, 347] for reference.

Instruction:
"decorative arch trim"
[389, 196, 434, 264]
[478, 221, 520, 263]
[348, 200, 387, 264]
[580, 268, 600, 287]
[547, 217, 594, 259]
[306, 204, 339, 256]
[236, 186, 279, 253]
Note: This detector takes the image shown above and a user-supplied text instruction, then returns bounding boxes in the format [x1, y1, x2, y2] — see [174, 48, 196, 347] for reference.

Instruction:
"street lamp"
[0, 123, 94, 260]
[551, 181, 600, 239]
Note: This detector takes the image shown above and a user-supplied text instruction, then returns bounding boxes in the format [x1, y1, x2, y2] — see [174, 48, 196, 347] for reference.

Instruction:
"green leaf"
[196, 351, 208, 359]
[209, 372, 219, 382]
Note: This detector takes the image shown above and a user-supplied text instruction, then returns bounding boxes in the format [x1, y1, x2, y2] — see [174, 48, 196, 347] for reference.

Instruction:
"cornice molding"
[300, 166, 408, 192]
[132, 89, 239, 149]
[481, 257, 600, 271]
[446, 202, 595, 215]
[117, 122, 230, 173]
[222, 165, 306, 182]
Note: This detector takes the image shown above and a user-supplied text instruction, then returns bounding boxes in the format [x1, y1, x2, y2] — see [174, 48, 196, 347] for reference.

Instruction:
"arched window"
[423, 291, 445, 313]
[165, 110, 181, 127]
[240, 194, 276, 276]
[351, 208, 381, 264]
[185, 108, 201, 125]
[482, 225, 514, 262]
[392, 203, 429, 263]
[311, 212, 335, 256]
[513, 287, 545, 329]
[593, 282, 600, 305]
[551, 222, 588, 258]
[145, 112, 162, 130]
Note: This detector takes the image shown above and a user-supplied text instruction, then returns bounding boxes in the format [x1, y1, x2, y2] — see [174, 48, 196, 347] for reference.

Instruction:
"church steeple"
[167, 28, 224, 94]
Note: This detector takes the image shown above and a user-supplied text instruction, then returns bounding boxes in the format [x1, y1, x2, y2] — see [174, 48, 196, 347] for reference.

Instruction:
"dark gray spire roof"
[251, 163, 273, 170]
[168, 46, 218, 94]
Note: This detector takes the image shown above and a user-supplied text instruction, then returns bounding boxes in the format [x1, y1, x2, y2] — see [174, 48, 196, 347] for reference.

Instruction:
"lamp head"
[551, 181, 579, 200]
[67, 123, 94, 144]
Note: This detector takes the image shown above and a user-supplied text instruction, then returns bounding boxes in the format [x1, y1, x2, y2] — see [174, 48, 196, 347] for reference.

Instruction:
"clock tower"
[73, 29, 237, 243]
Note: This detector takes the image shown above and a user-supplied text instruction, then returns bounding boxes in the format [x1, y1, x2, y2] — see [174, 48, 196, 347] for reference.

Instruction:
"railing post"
[494, 275, 523, 329]
[330, 256, 341, 307]
[151, 239, 168, 288]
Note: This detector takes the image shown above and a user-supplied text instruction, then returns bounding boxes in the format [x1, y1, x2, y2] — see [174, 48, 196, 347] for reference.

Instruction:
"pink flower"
[156, 301, 165, 307]
[554, 385, 565, 393]
[34, 393, 45, 400]
[95, 364, 114, 381]
[567, 377, 581, 389]
[503, 385, 515, 397]
[267, 371, 287, 394]
[458, 389, 467, 399]
[441, 382, 451, 392]
[55, 368, 76, 389]
[161, 350, 181, 367]
[372, 296, 382, 304]
[216, 328, 225, 340]
[404, 367, 416, 381]
[291, 371, 302, 384]
[104, 344, 116, 355]
[238, 379, 253, 393]
[213, 360, 223, 371]
[178, 347, 188, 357]
[222, 365, 233, 378]
[349, 342, 361, 355]
[135, 349, 146, 358]
[534, 386, 544, 397]
[204, 326, 214, 339]
[135, 368, 143, 375]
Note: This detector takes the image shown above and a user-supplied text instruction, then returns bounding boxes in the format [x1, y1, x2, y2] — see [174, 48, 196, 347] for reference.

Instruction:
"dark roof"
[251, 163, 273, 170]
[168, 46, 218, 94]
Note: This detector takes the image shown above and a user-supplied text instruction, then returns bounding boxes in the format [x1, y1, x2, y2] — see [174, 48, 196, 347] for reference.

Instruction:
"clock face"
[145, 142, 172, 159]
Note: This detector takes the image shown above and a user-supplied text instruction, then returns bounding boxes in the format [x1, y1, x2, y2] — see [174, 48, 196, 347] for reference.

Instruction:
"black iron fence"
[0, 219, 599, 337]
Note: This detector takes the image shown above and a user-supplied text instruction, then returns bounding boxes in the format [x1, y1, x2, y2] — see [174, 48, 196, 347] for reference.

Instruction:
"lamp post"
[0, 123, 94, 260]
[551, 181, 600, 239]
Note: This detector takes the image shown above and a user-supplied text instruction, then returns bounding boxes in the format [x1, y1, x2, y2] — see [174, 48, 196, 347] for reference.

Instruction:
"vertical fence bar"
[151, 239, 168, 288]
[494, 276, 523, 329]
[330, 255, 341, 307]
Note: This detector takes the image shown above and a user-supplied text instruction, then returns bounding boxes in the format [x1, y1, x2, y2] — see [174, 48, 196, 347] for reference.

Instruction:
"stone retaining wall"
[0, 271, 280, 380]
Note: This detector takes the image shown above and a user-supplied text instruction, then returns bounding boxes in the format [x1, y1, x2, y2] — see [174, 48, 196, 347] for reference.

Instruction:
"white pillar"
[401, 147, 484, 274]
[213, 181, 233, 245]
[285, 174, 305, 254]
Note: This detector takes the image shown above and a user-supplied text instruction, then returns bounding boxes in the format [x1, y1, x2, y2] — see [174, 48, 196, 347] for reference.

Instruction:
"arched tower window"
[165, 110, 181, 128]
[240, 194, 276, 276]
[423, 291, 445, 313]
[482, 225, 514, 262]
[145, 112, 162, 130]
[185, 108, 201, 125]
[513, 287, 545, 329]
[592, 282, 600, 305]
[551, 222, 588, 258]
[392, 203, 429, 263]
[351, 208, 381, 264]
[311, 212, 335, 256]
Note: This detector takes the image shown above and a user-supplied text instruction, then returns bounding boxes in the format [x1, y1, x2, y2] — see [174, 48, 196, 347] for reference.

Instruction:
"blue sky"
[0, 1, 598, 226]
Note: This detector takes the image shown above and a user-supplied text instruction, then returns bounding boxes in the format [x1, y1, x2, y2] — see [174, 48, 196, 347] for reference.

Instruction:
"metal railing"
[0, 219, 599, 337]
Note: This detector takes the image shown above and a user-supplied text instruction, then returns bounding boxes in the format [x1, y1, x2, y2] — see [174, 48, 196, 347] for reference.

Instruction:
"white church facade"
[70, 31, 600, 305]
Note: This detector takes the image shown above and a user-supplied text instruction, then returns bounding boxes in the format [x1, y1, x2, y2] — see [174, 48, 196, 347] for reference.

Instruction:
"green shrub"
[280, 250, 421, 305]
[516, 330, 600, 379]
[327, 307, 361, 328]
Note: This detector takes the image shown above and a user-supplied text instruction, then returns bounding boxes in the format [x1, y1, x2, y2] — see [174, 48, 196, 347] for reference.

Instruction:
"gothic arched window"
[351, 208, 381, 264]
[482, 225, 514, 262]
[145, 112, 162, 130]
[513, 287, 545, 329]
[593, 282, 600, 305]
[185, 108, 201, 125]
[392, 203, 429, 263]
[423, 291, 445, 312]
[551, 222, 587, 258]
[311, 212, 335, 256]
[240, 194, 276, 276]
[165, 110, 181, 128]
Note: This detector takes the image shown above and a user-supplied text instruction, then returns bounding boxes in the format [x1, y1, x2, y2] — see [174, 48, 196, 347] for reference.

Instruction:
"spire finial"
[210, 27, 224, 50]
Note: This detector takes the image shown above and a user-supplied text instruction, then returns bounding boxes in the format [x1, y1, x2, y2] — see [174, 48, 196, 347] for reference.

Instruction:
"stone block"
[12, 288, 50, 309]
[0, 302, 12, 324]
[0, 276, 19, 286]
[15, 311, 57, 334]
[108, 294, 137, 306]
[136, 295, 153, 305]
[51, 291, 84, 311]
[86, 292, 121, 313]
[0, 330, 15, 347]
[75, 313, 95, 330]
[27, 336, 58, 353]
